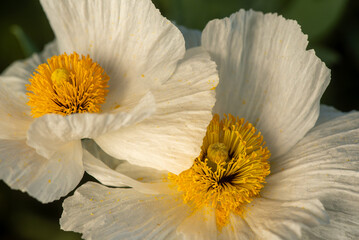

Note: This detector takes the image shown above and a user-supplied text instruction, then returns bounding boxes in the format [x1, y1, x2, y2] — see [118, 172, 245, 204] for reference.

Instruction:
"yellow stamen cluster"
[169, 114, 270, 229]
[27, 52, 109, 118]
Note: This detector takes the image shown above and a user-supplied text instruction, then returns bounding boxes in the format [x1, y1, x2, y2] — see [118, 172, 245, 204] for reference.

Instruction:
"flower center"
[26, 52, 109, 118]
[169, 114, 271, 229]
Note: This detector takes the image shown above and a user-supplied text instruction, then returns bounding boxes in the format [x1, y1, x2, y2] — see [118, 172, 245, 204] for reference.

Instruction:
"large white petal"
[96, 47, 218, 174]
[40, 0, 186, 109]
[27, 92, 155, 159]
[202, 10, 330, 158]
[61, 182, 190, 240]
[262, 111, 359, 239]
[0, 139, 83, 203]
[245, 198, 328, 240]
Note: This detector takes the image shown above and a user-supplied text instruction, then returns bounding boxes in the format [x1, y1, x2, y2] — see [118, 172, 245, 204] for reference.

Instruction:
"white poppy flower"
[60, 10, 359, 239]
[0, 0, 218, 203]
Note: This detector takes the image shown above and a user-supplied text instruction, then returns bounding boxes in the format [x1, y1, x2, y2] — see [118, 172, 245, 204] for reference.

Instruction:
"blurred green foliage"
[10, 25, 39, 57]
[0, 0, 358, 239]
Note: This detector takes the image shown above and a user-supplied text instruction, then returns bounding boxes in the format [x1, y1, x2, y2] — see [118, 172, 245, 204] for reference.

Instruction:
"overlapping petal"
[316, 104, 346, 126]
[96, 48, 218, 174]
[27, 92, 155, 159]
[82, 149, 170, 195]
[82, 139, 167, 185]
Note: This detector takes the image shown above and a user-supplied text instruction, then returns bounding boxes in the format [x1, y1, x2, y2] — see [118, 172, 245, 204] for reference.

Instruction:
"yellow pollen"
[169, 114, 271, 230]
[26, 52, 109, 118]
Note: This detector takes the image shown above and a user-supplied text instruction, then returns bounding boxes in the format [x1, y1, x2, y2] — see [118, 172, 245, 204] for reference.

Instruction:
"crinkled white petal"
[178, 25, 202, 49]
[27, 92, 155, 159]
[61, 182, 190, 240]
[1, 41, 58, 94]
[0, 82, 32, 139]
[315, 104, 346, 126]
[0, 139, 83, 203]
[40, 0, 186, 109]
[245, 198, 328, 240]
[96, 47, 218, 174]
[262, 111, 359, 239]
[83, 149, 170, 195]
[177, 207, 217, 240]
[202, 9, 330, 158]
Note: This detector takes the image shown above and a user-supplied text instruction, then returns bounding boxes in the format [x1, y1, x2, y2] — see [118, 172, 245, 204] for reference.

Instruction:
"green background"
[0, 0, 358, 239]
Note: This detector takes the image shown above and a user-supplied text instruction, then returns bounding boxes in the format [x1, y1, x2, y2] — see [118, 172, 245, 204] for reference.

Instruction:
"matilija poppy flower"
[60, 10, 359, 240]
[0, 0, 218, 203]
